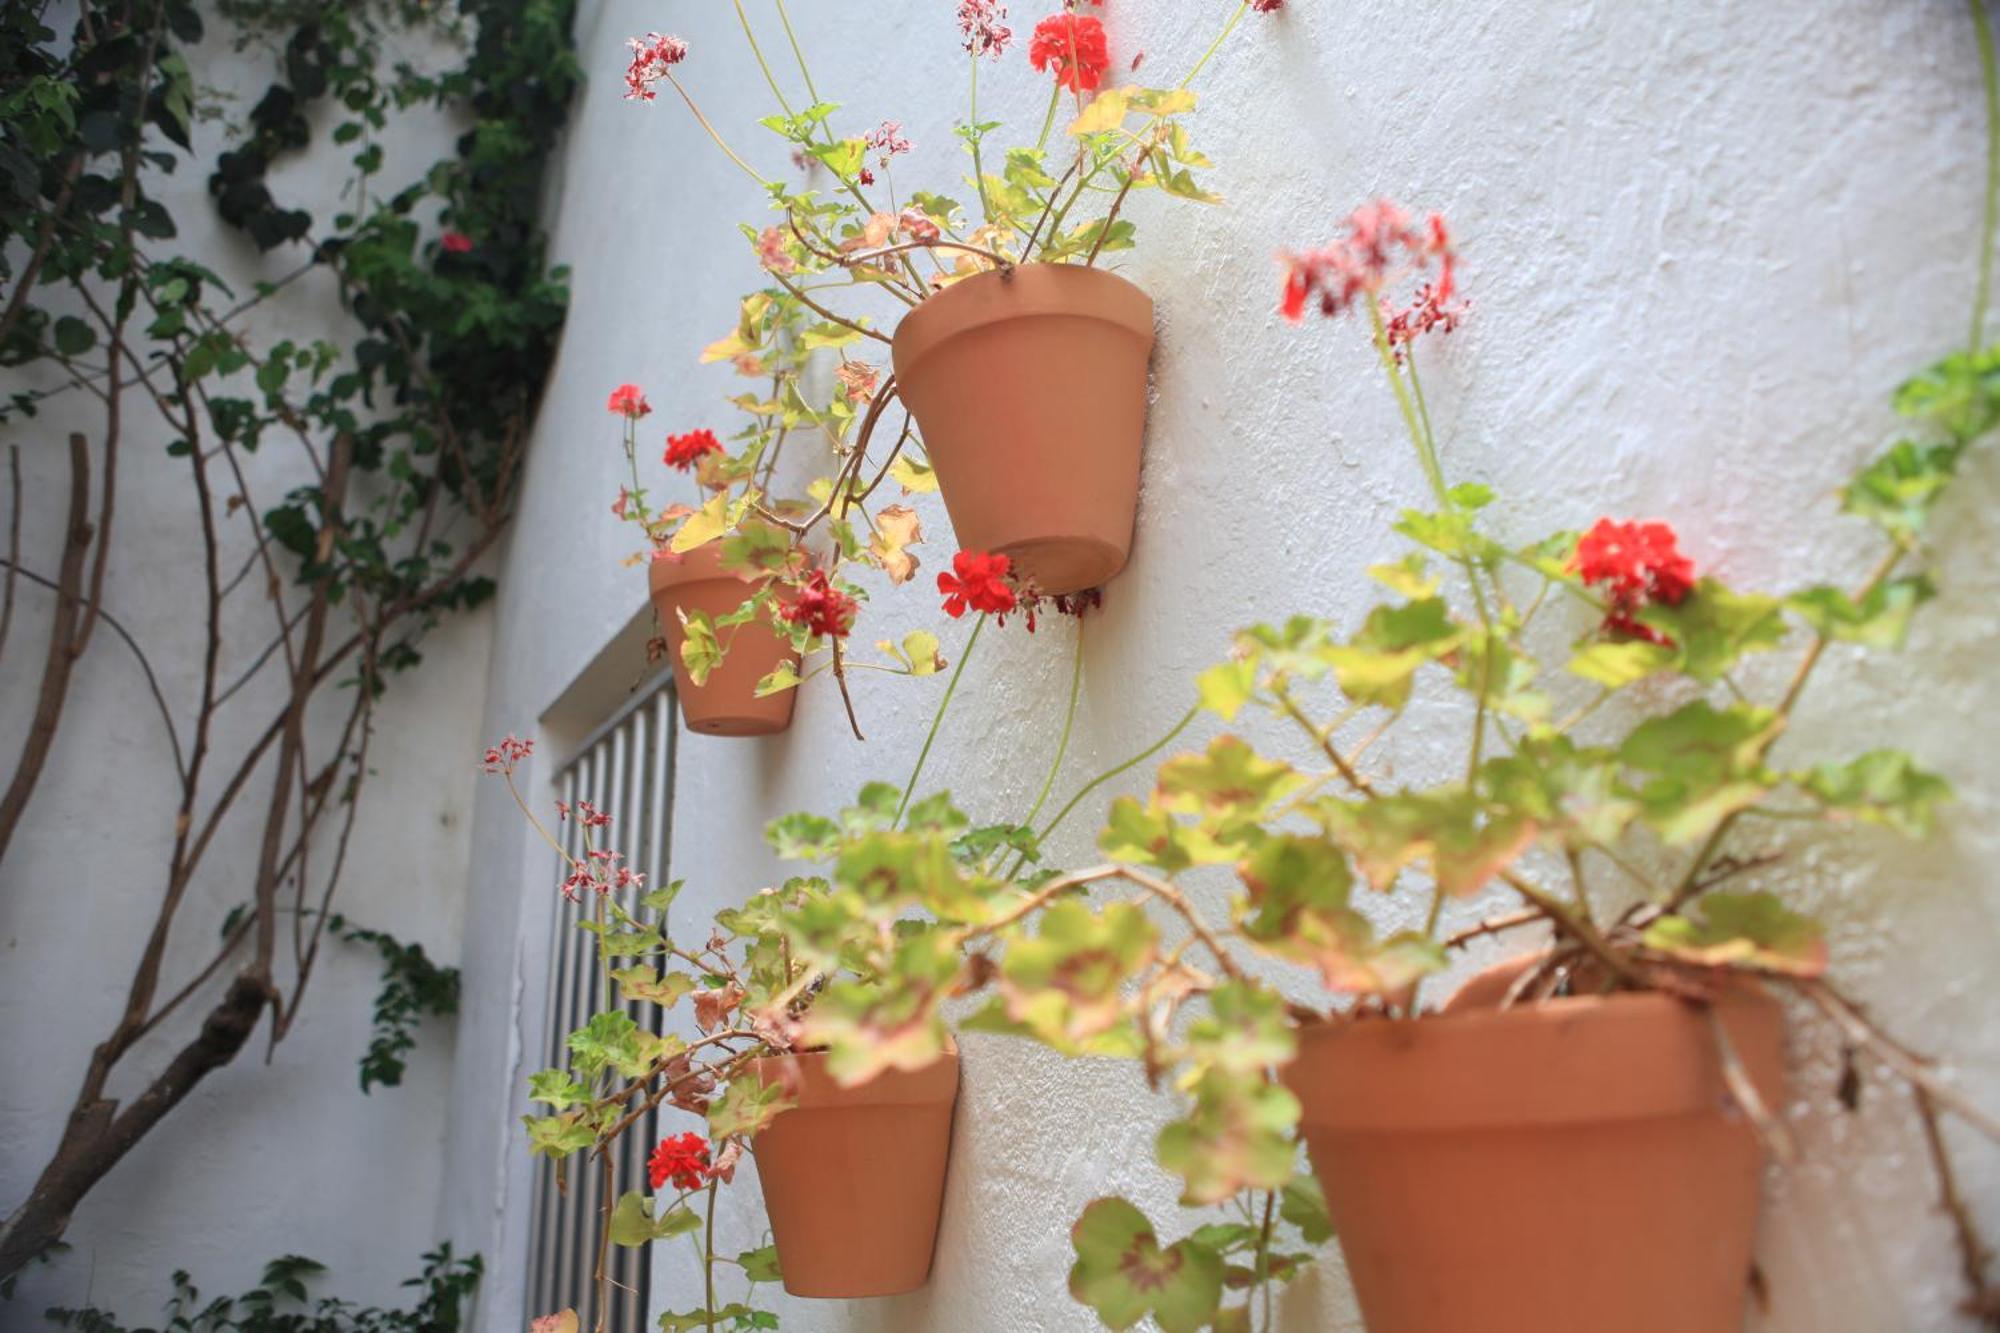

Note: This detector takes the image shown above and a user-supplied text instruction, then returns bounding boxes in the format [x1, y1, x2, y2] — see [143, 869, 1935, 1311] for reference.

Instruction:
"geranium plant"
[613, 1, 1283, 734]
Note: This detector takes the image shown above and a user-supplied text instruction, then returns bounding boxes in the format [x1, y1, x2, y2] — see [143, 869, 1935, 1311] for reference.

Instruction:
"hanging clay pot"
[646, 546, 798, 738]
[748, 1042, 959, 1298]
[1281, 956, 1785, 1333]
[891, 263, 1154, 596]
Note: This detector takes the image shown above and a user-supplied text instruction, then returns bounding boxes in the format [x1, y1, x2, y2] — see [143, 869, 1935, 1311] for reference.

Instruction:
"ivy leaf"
[995, 901, 1155, 1051]
[1068, 1198, 1226, 1333]
[607, 1192, 701, 1247]
[1233, 835, 1447, 992]
[1636, 580, 1789, 682]
[1197, 659, 1259, 721]
[1318, 789, 1535, 896]
[1786, 576, 1935, 649]
[612, 965, 695, 1008]
[1617, 701, 1777, 844]
[1799, 750, 1952, 836]
[735, 1245, 782, 1283]
[527, 1069, 589, 1112]
[1324, 598, 1463, 711]
[1566, 639, 1675, 689]
[1280, 1175, 1334, 1245]
[1841, 439, 1963, 536]
[1156, 736, 1304, 844]
[1156, 1072, 1300, 1205]
[868, 504, 925, 584]
[707, 1077, 794, 1142]
[1642, 891, 1827, 976]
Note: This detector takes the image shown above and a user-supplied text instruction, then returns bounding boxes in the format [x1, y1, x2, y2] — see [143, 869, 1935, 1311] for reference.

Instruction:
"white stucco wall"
[0, 20, 486, 1325]
[447, 1, 2000, 1331]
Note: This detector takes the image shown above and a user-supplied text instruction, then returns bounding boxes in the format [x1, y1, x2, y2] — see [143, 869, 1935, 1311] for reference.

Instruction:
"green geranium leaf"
[753, 662, 804, 697]
[659, 1306, 755, 1332]
[1786, 576, 1935, 649]
[611, 965, 695, 1008]
[1280, 1175, 1334, 1245]
[766, 810, 840, 861]
[1319, 789, 1534, 896]
[527, 1069, 589, 1112]
[1324, 598, 1463, 711]
[1642, 891, 1827, 976]
[1157, 736, 1304, 842]
[1231, 835, 1437, 992]
[1566, 639, 1674, 689]
[1099, 796, 1231, 873]
[523, 1112, 596, 1161]
[1394, 507, 1505, 564]
[903, 790, 971, 835]
[736, 1245, 782, 1283]
[608, 1191, 701, 1247]
[707, 1077, 794, 1142]
[1184, 982, 1295, 1076]
[1637, 580, 1788, 682]
[1799, 750, 1952, 835]
[1841, 439, 1964, 536]
[1197, 659, 1259, 721]
[1481, 736, 1637, 846]
[676, 608, 722, 687]
[1069, 1198, 1226, 1333]
[996, 900, 1155, 1051]
[1366, 553, 1439, 600]
[1617, 701, 1777, 844]
[1893, 343, 2000, 441]
[567, 1011, 648, 1080]
[1157, 1072, 1301, 1205]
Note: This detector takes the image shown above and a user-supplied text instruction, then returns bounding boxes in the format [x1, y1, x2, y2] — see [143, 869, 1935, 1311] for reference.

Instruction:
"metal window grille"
[528, 673, 678, 1330]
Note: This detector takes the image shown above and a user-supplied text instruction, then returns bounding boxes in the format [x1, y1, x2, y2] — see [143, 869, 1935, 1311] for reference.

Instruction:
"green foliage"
[330, 917, 459, 1093]
[43, 1246, 481, 1333]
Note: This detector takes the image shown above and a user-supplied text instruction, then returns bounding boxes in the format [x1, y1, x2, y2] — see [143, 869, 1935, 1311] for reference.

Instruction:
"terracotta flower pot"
[891, 263, 1154, 595]
[1282, 959, 1786, 1333]
[748, 1044, 960, 1299]
[646, 547, 798, 738]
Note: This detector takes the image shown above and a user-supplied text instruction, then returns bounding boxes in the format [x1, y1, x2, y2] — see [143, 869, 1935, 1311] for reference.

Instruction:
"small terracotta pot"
[1282, 958, 1785, 1333]
[891, 263, 1154, 595]
[748, 1044, 959, 1298]
[646, 547, 798, 738]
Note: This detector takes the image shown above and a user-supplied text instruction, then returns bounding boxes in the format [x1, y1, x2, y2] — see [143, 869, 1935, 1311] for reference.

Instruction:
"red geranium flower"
[778, 569, 859, 640]
[1573, 518, 1696, 643]
[624, 32, 688, 102]
[938, 550, 1018, 618]
[1279, 199, 1462, 344]
[440, 230, 474, 254]
[648, 1132, 712, 1192]
[664, 428, 723, 471]
[607, 383, 651, 419]
[1028, 13, 1110, 93]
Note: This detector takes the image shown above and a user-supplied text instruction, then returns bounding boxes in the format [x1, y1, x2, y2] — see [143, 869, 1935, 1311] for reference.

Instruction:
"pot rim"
[647, 541, 758, 594]
[1285, 982, 1784, 1132]
[890, 261, 1155, 384]
[749, 1035, 959, 1113]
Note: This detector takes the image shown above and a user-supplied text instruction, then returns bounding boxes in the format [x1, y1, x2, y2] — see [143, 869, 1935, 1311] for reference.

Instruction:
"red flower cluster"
[866, 119, 913, 167]
[624, 32, 688, 102]
[1029, 12, 1110, 92]
[1280, 202, 1461, 339]
[439, 230, 474, 254]
[648, 1132, 713, 1193]
[1573, 518, 1696, 643]
[607, 383, 651, 419]
[939, 550, 1019, 618]
[664, 428, 723, 471]
[778, 569, 859, 640]
[1252, 0, 1284, 10]
[481, 734, 533, 774]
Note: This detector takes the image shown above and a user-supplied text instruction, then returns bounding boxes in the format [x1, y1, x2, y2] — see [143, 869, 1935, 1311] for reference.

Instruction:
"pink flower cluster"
[1279, 201, 1463, 354]
[482, 735, 533, 775]
[624, 32, 688, 102]
[958, 0, 1013, 57]
[866, 120, 913, 167]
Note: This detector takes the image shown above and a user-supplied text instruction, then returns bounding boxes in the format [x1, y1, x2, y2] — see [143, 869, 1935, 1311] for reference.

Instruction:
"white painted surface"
[0, 22, 485, 1324]
[20, 1, 1984, 1330]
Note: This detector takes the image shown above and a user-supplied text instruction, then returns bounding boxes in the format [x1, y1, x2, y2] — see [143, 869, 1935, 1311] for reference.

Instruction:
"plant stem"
[897, 614, 985, 822]
[732, 0, 798, 120]
[969, 54, 994, 223]
[1035, 702, 1201, 845]
[666, 75, 768, 185]
[1025, 620, 1087, 825]
[773, 0, 822, 105]
[1034, 81, 1063, 153]
[1180, 2, 1250, 90]
[1972, 0, 1999, 347]
[703, 1178, 721, 1329]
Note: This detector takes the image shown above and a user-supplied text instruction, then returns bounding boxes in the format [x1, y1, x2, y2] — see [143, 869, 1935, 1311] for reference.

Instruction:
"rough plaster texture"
[0, 23, 485, 1325]
[452, 1, 1998, 1330]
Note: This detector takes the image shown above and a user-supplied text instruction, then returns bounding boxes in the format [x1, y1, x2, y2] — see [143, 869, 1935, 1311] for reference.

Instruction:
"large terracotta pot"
[1282, 960, 1785, 1333]
[890, 263, 1154, 595]
[646, 547, 798, 738]
[748, 1044, 959, 1298]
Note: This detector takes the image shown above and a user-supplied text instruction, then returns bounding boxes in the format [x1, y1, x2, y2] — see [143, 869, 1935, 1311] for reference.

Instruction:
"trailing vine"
[0, 0, 575, 1278]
